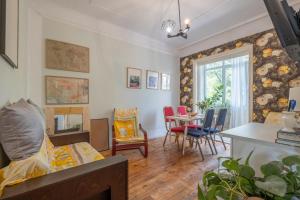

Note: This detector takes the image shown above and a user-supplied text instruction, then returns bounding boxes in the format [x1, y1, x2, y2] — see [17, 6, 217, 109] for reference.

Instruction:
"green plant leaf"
[206, 185, 220, 200]
[203, 171, 221, 187]
[245, 150, 254, 166]
[198, 184, 207, 200]
[239, 165, 255, 179]
[238, 176, 254, 195]
[255, 175, 287, 197]
[222, 159, 239, 172]
[282, 155, 300, 167]
[260, 161, 284, 177]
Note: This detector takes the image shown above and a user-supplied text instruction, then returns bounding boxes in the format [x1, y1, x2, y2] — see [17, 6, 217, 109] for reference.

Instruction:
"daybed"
[0, 132, 128, 200]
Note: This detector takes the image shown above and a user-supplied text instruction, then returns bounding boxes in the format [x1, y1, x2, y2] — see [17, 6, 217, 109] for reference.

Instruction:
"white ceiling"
[45, 0, 299, 50]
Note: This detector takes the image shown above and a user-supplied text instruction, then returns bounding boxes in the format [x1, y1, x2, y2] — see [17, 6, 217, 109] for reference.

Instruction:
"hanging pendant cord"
[178, 0, 182, 30]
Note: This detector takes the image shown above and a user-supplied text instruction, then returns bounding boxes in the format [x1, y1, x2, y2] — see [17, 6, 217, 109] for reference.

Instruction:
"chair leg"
[219, 135, 227, 150]
[176, 134, 180, 150]
[205, 136, 214, 155]
[144, 143, 148, 158]
[209, 133, 218, 154]
[112, 141, 117, 156]
[163, 131, 169, 147]
[112, 147, 116, 156]
[196, 139, 204, 161]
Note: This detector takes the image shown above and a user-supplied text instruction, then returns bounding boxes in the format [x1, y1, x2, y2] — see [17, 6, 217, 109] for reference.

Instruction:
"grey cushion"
[27, 99, 46, 130]
[0, 99, 44, 161]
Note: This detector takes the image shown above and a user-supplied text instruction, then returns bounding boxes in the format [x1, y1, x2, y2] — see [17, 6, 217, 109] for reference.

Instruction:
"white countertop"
[221, 122, 282, 144]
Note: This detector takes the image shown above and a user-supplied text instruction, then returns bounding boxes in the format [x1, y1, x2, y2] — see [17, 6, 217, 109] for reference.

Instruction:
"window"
[195, 52, 251, 128]
[198, 55, 249, 106]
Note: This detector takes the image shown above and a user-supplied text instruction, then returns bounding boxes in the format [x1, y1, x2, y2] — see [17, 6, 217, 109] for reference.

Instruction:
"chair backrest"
[215, 108, 227, 130]
[203, 109, 215, 129]
[177, 106, 188, 115]
[264, 112, 284, 126]
[163, 106, 175, 122]
[113, 108, 140, 139]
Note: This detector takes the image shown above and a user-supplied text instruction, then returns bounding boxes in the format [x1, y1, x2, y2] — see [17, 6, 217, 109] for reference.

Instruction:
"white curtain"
[229, 55, 250, 128]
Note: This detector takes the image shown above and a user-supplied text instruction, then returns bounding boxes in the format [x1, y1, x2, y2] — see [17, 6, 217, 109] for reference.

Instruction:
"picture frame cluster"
[127, 67, 170, 90]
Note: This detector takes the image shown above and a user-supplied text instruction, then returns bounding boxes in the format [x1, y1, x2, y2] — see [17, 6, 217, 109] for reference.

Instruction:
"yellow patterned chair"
[112, 108, 148, 158]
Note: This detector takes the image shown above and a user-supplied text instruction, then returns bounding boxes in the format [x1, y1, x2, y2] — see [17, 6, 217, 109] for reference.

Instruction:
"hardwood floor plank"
[102, 137, 230, 200]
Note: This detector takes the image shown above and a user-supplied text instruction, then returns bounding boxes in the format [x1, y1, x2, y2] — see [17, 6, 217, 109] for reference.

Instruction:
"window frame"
[202, 61, 232, 106]
[192, 45, 254, 121]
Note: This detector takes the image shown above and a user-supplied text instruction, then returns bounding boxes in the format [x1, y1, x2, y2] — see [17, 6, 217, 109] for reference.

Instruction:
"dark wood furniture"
[0, 132, 128, 200]
[48, 131, 90, 146]
[91, 118, 109, 151]
[112, 124, 148, 158]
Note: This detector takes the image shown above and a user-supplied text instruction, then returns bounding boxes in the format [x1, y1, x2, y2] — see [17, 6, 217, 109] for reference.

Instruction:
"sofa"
[0, 99, 128, 200]
[0, 131, 128, 200]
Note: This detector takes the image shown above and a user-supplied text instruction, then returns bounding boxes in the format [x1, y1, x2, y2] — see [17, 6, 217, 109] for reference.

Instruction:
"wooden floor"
[102, 137, 230, 200]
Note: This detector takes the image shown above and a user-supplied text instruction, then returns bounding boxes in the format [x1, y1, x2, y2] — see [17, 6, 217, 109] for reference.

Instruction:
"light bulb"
[166, 27, 172, 33]
[184, 18, 190, 25]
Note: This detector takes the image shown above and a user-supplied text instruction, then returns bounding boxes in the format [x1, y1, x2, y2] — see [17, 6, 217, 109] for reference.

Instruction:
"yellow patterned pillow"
[114, 118, 137, 139]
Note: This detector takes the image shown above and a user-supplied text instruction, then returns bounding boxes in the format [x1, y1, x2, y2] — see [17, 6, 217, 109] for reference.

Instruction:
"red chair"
[163, 106, 185, 148]
[177, 106, 201, 129]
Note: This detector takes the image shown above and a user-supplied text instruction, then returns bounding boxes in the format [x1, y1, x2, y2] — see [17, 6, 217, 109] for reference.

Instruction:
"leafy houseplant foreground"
[198, 152, 300, 200]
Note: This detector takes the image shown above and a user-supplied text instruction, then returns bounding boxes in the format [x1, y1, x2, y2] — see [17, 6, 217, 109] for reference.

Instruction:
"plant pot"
[246, 197, 264, 200]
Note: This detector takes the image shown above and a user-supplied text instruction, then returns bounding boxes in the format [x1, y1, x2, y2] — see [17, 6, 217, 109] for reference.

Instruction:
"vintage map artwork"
[46, 39, 90, 73]
[45, 76, 89, 105]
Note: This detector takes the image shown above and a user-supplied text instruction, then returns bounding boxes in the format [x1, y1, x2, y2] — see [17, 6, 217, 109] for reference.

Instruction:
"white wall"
[28, 18, 179, 139]
[0, 1, 29, 106]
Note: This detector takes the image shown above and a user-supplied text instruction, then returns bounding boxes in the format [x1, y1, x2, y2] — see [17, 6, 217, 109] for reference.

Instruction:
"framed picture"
[45, 76, 89, 105]
[161, 73, 171, 90]
[0, 0, 19, 68]
[46, 39, 90, 73]
[146, 70, 159, 90]
[127, 67, 142, 89]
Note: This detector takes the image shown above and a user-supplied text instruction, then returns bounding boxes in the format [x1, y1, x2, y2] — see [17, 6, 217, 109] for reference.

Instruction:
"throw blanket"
[0, 134, 104, 196]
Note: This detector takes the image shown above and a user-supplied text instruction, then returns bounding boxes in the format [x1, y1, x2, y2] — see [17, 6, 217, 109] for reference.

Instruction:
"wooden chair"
[112, 108, 148, 158]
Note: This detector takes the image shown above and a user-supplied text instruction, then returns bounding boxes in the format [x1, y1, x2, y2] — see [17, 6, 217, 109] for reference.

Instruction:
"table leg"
[182, 125, 188, 155]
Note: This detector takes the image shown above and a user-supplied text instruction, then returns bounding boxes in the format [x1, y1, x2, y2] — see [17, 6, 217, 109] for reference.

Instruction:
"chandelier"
[161, 0, 190, 39]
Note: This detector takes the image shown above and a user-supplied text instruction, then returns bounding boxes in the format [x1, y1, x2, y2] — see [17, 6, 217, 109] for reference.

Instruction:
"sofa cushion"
[0, 99, 44, 160]
[27, 99, 46, 129]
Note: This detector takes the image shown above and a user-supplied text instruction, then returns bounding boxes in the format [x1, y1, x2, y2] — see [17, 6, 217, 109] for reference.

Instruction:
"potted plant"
[195, 85, 224, 114]
[198, 151, 300, 200]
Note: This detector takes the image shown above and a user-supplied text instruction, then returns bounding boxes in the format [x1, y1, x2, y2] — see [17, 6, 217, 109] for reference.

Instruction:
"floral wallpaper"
[180, 29, 300, 122]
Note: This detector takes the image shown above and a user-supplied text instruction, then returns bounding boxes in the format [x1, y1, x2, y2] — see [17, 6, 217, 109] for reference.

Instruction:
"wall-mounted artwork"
[127, 67, 142, 89]
[45, 76, 89, 105]
[46, 39, 90, 73]
[146, 70, 159, 90]
[161, 73, 171, 90]
[0, 0, 19, 68]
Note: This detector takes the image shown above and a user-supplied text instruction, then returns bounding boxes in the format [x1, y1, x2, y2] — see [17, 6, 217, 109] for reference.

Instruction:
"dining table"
[166, 114, 203, 155]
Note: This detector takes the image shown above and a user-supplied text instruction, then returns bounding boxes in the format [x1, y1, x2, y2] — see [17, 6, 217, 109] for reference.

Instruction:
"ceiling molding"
[28, 0, 179, 56]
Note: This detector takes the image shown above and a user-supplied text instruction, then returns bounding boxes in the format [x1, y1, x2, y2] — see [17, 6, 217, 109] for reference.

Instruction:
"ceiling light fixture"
[161, 0, 190, 39]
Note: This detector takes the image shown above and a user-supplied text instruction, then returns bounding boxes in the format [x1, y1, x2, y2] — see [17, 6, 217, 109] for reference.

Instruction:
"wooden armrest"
[139, 124, 148, 141]
[1, 155, 128, 200]
[49, 131, 90, 146]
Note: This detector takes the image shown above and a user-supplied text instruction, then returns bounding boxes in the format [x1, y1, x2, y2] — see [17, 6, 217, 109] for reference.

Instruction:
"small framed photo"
[146, 70, 159, 90]
[161, 73, 171, 90]
[127, 67, 142, 89]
